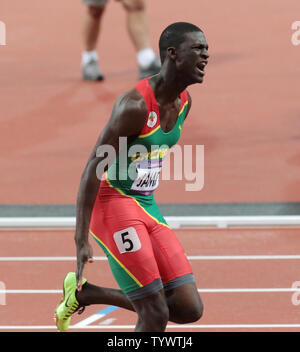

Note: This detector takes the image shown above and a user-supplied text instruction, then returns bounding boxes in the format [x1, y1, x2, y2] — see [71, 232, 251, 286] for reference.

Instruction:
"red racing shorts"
[89, 178, 195, 301]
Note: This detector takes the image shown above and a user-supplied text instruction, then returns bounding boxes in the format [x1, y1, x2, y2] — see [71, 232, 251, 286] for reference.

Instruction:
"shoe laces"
[77, 306, 86, 315]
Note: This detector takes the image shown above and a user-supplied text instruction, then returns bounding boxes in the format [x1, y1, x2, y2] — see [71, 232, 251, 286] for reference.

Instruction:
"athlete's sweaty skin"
[74, 27, 209, 332]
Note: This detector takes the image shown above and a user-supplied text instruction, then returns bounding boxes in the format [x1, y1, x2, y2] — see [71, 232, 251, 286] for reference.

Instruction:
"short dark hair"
[159, 22, 203, 63]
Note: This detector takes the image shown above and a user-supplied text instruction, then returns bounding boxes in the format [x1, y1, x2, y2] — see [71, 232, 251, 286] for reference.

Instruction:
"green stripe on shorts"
[91, 231, 142, 294]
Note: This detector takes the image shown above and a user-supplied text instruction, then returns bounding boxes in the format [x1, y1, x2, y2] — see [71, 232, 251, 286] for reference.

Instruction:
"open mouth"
[196, 61, 207, 75]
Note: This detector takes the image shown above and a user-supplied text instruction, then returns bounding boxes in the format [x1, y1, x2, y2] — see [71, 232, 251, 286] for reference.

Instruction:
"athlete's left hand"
[76, 241, 93, 291]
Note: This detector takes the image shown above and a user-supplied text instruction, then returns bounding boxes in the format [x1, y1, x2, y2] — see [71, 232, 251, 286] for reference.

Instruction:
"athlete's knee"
[185, 298, 204, 322]
[167, 284, 204, 324]
[133, 293, 169, 331]
[87, 5, 105, 19]
[144, 302, 169, 330]
[120, 0, 145, 12]
[176, 297, 204, 324]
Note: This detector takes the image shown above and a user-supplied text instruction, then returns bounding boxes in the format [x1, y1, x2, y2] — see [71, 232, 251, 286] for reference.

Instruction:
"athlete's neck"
[150, 67, 187, 106]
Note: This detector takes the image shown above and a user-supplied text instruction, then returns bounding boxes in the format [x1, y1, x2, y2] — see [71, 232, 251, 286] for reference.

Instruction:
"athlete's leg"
[75, 184, 201, 330]
[76, 282, 134, 311]
[82, 1, 106, 51]
[85, 182, 169, 331]
[165, 282, 203, 324]
[77, 283, 168, 331]
[76, 228, 203, 326]
[131, 289, 169, 332]
[81, 0, 106, 80]
[119, 0, 160, 78]
[76, 271, 202, 328]
[76, 222, 202, 327]
[76, 222, 169, 332]
[149, 222, 204, 324]
[120, 0, 150, 52]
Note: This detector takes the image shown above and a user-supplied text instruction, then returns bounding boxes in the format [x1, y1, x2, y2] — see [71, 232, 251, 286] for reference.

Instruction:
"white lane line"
[189, 255, 300, 260]
[0, 288, 299, 294]
[1, 324, 300, 330]
[2, 215, 300, 229]
[99, 318, 116, 325]
[0, 290, 62, 294]
[72, 313, 107, 328]
[73, 306, 118, 328]
[1, 255, 300, 261]
[0, 256, 106, 261]
[198, 288, 300, 293]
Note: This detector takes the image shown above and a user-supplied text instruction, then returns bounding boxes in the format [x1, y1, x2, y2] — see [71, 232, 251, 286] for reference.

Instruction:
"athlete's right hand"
[75, 241, 93, 291]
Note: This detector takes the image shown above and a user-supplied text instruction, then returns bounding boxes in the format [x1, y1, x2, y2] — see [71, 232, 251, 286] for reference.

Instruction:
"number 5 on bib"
[113, 227, 142, 254]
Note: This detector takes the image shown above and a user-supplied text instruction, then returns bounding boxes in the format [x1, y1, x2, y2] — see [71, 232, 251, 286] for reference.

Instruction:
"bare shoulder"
[116, 88, 147, 111]
[92, 87, 147, 152]
[86, 88, 148, 163]
[108, 88, 148, 136]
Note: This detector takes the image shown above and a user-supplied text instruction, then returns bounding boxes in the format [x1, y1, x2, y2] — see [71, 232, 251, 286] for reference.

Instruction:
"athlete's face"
[176, 31, 209, 84]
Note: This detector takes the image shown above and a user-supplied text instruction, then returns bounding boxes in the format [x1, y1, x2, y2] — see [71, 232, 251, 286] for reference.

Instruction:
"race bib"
[131, 160, 162, 195]
[113, 227, 141, 254]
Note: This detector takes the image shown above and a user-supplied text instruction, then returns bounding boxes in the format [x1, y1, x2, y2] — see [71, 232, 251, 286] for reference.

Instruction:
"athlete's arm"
[75, 89, 147, 290]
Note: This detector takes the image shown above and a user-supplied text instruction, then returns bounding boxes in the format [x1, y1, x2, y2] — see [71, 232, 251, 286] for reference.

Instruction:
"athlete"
[55, 22, 209, 332]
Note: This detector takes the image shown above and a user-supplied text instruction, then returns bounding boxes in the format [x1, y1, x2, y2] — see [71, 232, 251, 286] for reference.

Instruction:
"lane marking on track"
[1, 288, 299, 294]
[0, 256, 107, 261]
[198, 288, 300, 293]
[72, 306, 118, 328]
[1, 215, 300, 229]
[1, 290, 62, 293]
[1, 255, 300, 261]
[99, 318, 116, 325]
[1, 324, 300, 330]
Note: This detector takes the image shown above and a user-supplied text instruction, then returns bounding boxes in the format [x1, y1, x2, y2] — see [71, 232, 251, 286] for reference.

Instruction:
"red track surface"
[1, 0, 300, 334]
[1, 0, 300, 203]
[1, 228, 300, 332]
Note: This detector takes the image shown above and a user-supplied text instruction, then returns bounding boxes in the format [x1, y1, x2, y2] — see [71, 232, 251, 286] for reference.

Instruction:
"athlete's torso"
[104, 77, 189, 201]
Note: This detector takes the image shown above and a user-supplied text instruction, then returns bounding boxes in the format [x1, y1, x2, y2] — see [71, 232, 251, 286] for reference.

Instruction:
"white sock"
[137, 48, 156, 69]
[82, 50, 99, 66]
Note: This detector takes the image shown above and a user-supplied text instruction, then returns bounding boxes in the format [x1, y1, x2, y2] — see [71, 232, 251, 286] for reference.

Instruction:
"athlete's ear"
[166, 47, 177, 61]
